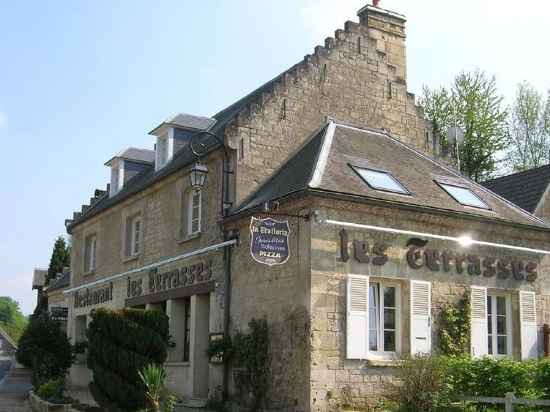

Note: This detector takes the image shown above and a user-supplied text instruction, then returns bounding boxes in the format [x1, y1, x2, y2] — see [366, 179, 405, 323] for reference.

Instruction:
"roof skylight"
[438, 182, 489, 209]
[352, 166, 409, 194]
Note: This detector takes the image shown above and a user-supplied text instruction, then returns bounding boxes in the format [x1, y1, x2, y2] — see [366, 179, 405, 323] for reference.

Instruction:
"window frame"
[187, 189, 202, 236]
[129, 215, 142, 256]
[436, 181, 490, 210]
[487, 292, 512, 358]
[350, 164, 411, 195]
[84, 233, 97, 274]
[368, 280, 401, 359]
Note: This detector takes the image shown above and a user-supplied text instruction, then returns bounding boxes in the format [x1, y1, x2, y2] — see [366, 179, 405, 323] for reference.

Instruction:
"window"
[368, 282, 400, 354]
[183, 298, 191, 362]
[187, 189, 202, 235]
[156, 135, 169, 170]
[351, 165, 409, 194]
[125, 214, 142, 257]
[438, 182, 489, 209]
[487, 294, 511, 357]
[84, 234, 97, 273]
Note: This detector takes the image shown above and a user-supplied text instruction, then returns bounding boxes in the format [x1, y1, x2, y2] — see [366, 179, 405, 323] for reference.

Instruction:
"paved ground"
[0, 362, 32, 412]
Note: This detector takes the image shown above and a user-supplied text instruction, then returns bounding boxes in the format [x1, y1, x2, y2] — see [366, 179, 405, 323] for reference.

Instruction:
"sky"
[1, 0, 549, 315]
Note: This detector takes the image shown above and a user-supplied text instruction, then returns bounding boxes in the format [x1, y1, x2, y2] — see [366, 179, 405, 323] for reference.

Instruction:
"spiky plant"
[138, 364, 176, 412]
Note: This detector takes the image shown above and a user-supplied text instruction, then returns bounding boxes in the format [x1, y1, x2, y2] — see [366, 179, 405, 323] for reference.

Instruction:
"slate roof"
[234, 121, 548, 229]
[105, 147, 156, 166]
[481, 165, 550, 213]
[46, 271, 71, 293]
[67, 65, 302, 232]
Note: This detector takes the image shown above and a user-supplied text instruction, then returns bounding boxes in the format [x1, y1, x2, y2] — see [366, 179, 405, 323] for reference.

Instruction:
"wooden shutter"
[346, 275, 368, 359]
[470, 286, 488, 358]
[520, 291, 538, 360]
[410, 280, 431, 355]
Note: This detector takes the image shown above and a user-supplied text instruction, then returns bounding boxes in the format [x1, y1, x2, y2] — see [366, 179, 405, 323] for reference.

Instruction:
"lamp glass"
[190, 162, 208, 189]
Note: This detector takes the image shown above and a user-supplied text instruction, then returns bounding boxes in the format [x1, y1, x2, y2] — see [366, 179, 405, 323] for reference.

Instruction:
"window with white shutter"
[520, 291, 538, 360]
[487, 294, 512, 357]
[346, 275, 369, 359]
[410, 280, 431, 355]
[369, 281, 401, 356]
[470, 286, 488, 358]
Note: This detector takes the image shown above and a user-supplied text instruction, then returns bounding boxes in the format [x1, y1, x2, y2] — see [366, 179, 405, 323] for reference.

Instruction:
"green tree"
[507, 82, 550, 171]
[421, 70, 508, 182]
[0, 296, 28, 342]
[47, 236, 71, 284]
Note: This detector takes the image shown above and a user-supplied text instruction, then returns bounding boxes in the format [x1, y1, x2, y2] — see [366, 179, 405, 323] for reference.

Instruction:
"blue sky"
[1, 0, 549, 315]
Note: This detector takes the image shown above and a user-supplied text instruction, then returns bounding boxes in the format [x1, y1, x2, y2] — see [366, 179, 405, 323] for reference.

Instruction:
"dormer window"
[106, 148, 155, 197]
[156, 134, 171, 170]
[110, 159, 125, 196]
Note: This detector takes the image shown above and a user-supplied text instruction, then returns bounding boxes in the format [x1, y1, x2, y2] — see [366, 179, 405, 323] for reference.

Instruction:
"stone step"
[175, 398, 216, 412]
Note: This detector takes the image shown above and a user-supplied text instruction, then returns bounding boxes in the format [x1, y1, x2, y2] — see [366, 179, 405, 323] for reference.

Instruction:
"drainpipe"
[222, 233, 234, 401]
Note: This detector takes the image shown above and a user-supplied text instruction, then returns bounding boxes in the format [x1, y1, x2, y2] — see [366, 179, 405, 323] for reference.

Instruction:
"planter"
[29, 391, 71, 412]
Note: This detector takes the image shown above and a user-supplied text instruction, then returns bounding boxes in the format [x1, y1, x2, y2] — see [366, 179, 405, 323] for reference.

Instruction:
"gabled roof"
[234, 121, 548, 230]
[149, 113, 217, 135]
[481, 165, 550, 213]
[0, 325, 17, 350]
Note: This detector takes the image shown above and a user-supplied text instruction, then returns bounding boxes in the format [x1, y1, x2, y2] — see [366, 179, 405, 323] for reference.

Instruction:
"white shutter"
[346, 275, 368, 359]
[470, 286, 488, 358]
[520, 291, 538, 360]
[410, 280, 431, 355]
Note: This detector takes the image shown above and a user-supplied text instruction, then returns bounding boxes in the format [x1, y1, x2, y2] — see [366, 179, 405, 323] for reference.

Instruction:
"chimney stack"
[357, 3, 407, 82]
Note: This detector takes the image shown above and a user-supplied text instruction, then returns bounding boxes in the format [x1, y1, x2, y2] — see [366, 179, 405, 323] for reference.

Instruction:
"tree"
[16, 313, 74, 387]
[0, 296, 28, 342]
[507, 82, 550, 171]
[421, 70, 508, 182]
[47, 236, 71, 284]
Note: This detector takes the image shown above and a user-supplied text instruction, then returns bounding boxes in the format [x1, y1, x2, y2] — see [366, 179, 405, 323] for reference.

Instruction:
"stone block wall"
[224, 8, 432, 205]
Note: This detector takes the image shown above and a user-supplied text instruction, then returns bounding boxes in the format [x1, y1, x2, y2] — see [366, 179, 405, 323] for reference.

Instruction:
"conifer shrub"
[87, 308, 169, 412]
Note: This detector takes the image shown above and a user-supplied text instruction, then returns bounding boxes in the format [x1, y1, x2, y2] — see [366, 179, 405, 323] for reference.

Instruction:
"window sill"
[177, 232, 201, 244]
[122, 254, 140, 263]
[164, 361, 190, 367]
[366, 358, 403, 367]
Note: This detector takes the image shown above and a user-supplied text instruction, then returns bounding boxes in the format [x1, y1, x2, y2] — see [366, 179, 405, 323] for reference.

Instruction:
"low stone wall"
[28, 391, 75, 412]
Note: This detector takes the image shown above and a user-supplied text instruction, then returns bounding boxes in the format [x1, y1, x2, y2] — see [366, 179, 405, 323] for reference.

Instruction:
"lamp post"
[189, 130, 233, 215]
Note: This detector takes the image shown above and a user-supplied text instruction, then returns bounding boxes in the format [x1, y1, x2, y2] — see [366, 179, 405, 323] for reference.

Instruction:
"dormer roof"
[149, 113, 217, 136]
[104, 147, 156, 167]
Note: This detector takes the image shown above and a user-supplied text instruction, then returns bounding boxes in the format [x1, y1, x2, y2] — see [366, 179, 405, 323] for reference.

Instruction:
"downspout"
[222, 235, 233, 400]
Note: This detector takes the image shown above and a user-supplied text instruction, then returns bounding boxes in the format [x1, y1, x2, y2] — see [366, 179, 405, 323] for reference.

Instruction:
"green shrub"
[87, 308, 170, 412]
[37, 377, 65, 404]
[16, 313, 74, 387]
[444, 356, 541, 399]
[138, 364, 176, 412]
[438, 295, 470, 357]
[386, 354, 450, 412]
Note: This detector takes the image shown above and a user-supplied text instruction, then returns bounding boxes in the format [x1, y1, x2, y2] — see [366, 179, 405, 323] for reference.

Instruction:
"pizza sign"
[250, 217, 290, 266]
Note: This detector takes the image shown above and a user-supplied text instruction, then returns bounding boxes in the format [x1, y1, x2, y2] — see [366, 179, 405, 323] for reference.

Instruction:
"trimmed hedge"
[87, 308, 169, 412]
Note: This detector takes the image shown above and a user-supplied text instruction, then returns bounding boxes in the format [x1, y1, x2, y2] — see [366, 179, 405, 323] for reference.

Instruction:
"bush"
[386, 354, 450, 412]
[445, 356, 541, 399]
[16, 313, 74, 387]
[87, 308, 170, 412]
[37, 377, 65, 404]
[438, 295, 470, 357]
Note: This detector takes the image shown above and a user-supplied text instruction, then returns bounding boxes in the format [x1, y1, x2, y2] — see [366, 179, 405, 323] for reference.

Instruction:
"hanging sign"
[250, 217, 290, 266]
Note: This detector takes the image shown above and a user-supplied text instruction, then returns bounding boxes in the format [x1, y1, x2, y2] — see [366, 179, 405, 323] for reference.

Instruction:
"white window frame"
[187, 189, 202, 236]
[84, 234, 97, 273]
[487, 292, 512, 358]
[117, 160, 125, 192]
[156, 130, 174, 171]
[368, 280, 401, 359]
[130, 215, 142, 256]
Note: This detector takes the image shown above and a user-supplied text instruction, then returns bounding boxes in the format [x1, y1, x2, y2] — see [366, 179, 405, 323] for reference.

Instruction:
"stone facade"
[226, 6, 431, 205]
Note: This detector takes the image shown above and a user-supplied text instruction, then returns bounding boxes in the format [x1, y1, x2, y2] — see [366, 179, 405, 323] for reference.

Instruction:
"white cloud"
[0, 111, 7, 128]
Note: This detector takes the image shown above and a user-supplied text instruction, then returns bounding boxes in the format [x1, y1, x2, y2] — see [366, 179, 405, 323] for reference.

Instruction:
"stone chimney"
[357, 3, 407, 82]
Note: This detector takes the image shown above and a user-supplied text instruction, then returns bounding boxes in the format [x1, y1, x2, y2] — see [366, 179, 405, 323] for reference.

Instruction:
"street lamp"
[189, 130, 233, 214]
[189, 161, 208, 189]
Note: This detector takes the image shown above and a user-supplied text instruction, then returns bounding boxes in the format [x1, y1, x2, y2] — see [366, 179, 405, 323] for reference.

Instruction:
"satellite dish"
[447, 126, 465, 145]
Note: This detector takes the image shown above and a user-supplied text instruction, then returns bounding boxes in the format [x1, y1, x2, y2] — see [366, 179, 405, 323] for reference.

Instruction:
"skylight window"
[438, 182, 489, 209]
[352, 166, 409, 194]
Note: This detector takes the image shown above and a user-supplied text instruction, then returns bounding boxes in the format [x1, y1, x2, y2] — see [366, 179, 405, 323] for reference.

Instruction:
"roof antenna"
[373, 0, 380, 7]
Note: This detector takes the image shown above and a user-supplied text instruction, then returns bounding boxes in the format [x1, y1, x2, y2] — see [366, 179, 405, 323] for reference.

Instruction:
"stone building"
[62, 2, 550, 411]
